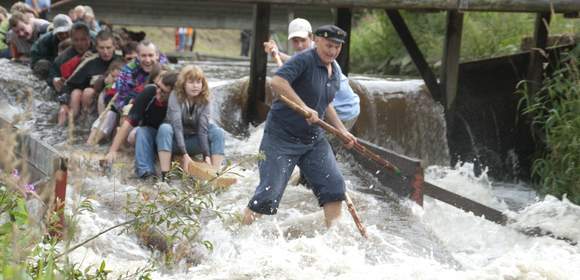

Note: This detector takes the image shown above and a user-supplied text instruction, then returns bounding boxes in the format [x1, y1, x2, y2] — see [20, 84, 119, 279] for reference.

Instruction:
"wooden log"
[187, 161, 237, 188]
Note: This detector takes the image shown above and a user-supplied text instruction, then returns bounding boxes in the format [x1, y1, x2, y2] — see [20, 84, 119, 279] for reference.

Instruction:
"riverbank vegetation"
[0, 118, 234, 278]
[350, 11, 578, 75]
[518, 45, 580, 205]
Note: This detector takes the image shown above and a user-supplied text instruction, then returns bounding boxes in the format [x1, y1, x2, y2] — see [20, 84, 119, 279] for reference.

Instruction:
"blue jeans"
[156, 123, 225, 156]
[247, 125, 346, 215]
[0, 49, 11, 59]
[134, 126, 168, 177]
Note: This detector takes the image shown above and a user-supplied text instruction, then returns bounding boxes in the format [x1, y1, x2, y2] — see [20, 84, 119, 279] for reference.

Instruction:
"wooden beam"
[246, 3, 271, 124]
[440, 11, 464, 110]
[526, 12, 551, 97]
[423, 182, 508, 224]
[385, 9, 442, 101]
[205, 0, 580, 13]
[346, 139, 424, 204]
[335, 8, 352, 76]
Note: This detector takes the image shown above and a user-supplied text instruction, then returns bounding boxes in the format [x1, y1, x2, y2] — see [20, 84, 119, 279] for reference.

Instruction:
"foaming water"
[420, 163, 580, 279]
[60, 128, 580, 279]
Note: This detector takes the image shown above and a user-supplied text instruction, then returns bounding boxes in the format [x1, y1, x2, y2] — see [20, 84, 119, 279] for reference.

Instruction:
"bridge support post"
[335, 8, 352, 76]
[246, 3, 271, 124]
[440, 11, 464, 110]
[526, 12, 551, 97]
[386, 9, 442, 102]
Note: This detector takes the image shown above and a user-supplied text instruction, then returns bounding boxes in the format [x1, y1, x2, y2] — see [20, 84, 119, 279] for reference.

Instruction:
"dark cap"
[314, 25, 347, 44]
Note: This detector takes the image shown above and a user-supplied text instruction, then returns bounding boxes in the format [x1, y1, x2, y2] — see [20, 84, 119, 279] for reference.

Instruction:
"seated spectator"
[86, 58, 125, 144]
[30, 14, 72, 74]
[58, 30, 118, 125]
[7, 11, 49, 63]
[25, 0, 50, 20]
[104, 71, 179, 179]
[122, 41, 138, 63]
[82, 6, 100, 33]
[48, 22, 92, 93]
[71, 5, 85, 23]
[1, 2, 41, 59]
[10, 2, 38, 18]
[57, 38, 71, 54]
[158, 65, 225, 180]
[115, 40, 166, 116]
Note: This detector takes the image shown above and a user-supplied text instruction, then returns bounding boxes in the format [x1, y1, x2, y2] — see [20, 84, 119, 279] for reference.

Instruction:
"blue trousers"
[247, 126, 346, 215]
[134, 126, 165, 177]
[156, 123, 225, 156]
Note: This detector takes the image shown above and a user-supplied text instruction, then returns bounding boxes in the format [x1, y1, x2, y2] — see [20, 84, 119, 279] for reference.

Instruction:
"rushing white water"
[58, 129, 580, 279]
[1, 59, 578, 279]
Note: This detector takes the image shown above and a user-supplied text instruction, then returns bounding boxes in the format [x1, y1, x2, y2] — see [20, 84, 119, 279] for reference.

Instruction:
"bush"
[518, 45, 580, 204]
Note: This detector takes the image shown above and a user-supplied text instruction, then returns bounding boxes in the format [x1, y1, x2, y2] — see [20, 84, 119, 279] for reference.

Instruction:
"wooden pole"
[345, 193, 368, 238]
[526, 12, 551, 97]
[335, 8, 352, 76]
[246, 3, 271, 124]
[386, 9, 442, 101]
[440, 10, 464, 110]
[277, 93, 402, 175]
[87, 94, 118, 145]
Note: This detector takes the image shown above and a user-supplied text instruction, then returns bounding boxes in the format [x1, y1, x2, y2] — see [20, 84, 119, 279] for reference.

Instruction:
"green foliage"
[0, 182, 152, 279]
[123, 161, 236, 265]
[351, 10, 445, 75]
[518, 45, 580, 204]
[351, 11, 578, 75]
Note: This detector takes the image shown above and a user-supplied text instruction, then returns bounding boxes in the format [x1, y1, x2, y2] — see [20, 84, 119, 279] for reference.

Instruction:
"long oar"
[277, 93, 371, 238]
[273, 54, 369, 238]
[272, 53, 401, 176]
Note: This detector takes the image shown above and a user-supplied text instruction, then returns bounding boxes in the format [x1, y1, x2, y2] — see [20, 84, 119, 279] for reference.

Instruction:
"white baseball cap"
[288, 18, 312, 40]
[52, 14, 72, 35]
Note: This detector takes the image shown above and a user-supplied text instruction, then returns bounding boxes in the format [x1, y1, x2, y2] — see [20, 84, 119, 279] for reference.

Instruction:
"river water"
[1, 59, 579, 279]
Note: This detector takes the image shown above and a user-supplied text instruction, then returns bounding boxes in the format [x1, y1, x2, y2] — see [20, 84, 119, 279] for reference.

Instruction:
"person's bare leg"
[159, 151, 172, 173]
[242, 207, 261, 225]
[70, 89, 82, 119]
[127, 127, 137, 146]
[97, 91, 106, 114]
[86, 128, 100, 144]
[81, 88, 96, 114]
[323, 201, 342, 228]
[211, 154, 224, 169]
[58, 105, 70, 126]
